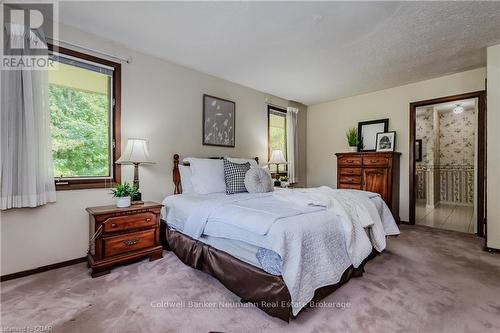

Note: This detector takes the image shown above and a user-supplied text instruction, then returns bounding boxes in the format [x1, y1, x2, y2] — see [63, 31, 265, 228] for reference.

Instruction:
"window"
[267, 106, 287, 174]
[48, 45, 121, 190]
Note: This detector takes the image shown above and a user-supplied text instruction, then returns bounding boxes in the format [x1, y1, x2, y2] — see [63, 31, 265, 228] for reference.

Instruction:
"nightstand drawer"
[104, 229, 155, 257]
[339, 175, 361, 184]
[103, 212, 157, 233]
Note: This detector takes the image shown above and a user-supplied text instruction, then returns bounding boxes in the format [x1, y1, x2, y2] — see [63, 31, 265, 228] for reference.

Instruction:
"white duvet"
[164, 187, 400, 316]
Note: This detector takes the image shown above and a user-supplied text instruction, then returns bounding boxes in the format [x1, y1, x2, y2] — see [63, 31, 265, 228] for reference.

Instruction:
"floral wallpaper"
[416, 107, 476, 205]
[416, 108, 434, 165]
[439, 110, 475, 166]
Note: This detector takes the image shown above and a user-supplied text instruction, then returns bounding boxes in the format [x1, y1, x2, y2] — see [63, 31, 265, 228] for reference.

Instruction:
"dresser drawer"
[103, 229, 155, 257]
[339, 175, 361, 184]
[363, 156, 389, 167]
[338, 183, 362, 190]
[339, 167, 362, 176]
[103, 212, 157, 233]
[338, 156, 362, 167]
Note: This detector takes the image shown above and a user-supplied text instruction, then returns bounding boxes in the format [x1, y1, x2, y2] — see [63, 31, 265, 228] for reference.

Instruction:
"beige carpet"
[1, 225, 500, 333]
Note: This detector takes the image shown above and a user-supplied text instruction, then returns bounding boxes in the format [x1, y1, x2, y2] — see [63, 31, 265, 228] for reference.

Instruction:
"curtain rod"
[46, 37, 131, 64]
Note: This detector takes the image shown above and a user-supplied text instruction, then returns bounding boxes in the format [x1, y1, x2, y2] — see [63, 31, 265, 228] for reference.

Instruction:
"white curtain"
[1, 25, 56, 209]
[286, 107, 299, 184]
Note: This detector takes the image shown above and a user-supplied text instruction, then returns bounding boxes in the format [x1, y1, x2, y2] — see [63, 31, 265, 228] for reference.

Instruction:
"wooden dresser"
[86, 201, 163, 277]
[335, 152, 401, 221]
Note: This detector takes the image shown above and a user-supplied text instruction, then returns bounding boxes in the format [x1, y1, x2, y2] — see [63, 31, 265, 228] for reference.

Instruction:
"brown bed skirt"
[160, 221, 371, 321]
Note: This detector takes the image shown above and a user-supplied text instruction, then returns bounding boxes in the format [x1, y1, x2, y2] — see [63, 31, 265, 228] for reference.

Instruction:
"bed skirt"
[160, 221, 371, 321]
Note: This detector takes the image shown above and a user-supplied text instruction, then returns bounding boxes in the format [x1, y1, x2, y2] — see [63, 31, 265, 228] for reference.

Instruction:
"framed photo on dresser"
[357, 118, 389, 151]
[203, 94, 235, 147]
[376, 131, 396, 152]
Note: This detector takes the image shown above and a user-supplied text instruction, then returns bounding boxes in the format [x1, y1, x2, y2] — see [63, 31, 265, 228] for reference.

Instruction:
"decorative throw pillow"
[244, 167, 274, 193]
[223, 159, 251, 194]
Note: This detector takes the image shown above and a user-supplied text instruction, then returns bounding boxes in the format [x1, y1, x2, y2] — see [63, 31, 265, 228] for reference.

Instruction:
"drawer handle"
[370, 159, 379, 163]
[111, 223, 117, 228]
[347, 170, 353, 174]
[346, 160, 354, 163]
[146, 218, 151, 222]
[123, 238, 139, 246]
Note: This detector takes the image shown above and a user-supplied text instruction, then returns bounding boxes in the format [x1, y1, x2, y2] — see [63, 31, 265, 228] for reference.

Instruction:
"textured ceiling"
[57, 2, 500, 105]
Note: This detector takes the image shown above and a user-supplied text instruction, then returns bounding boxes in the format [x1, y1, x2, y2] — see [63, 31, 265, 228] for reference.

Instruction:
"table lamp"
[268, 149, 287, 186]
[116, 138, 155, 202]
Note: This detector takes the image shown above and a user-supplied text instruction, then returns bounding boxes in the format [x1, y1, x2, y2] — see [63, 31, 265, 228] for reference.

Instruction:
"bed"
[160, 154, 400, 321]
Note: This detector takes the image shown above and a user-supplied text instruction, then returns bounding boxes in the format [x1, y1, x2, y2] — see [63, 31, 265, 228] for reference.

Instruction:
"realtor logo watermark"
[1, 1, 58, 70]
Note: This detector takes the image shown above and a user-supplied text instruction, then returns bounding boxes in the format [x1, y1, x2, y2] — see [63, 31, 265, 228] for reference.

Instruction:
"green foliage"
[279, 175, 288, 182]
[346, 127, 359, 146]
[49, 84, 109, 178]
[111, 182, 139, 198]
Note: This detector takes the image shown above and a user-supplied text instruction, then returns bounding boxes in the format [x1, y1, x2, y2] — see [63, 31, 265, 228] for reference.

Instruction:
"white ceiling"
[57, 2, 500, 105]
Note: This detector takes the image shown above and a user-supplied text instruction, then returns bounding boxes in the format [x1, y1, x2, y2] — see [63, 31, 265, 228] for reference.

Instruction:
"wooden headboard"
[173, 154, 259, 194]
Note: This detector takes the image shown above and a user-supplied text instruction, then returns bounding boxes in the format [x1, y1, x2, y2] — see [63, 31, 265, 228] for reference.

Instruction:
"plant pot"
[116, 196, 131, 208]
[348, 146, 358, 152]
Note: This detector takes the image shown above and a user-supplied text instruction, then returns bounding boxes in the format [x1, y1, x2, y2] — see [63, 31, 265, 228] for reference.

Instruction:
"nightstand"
[86, 201, 164, 278]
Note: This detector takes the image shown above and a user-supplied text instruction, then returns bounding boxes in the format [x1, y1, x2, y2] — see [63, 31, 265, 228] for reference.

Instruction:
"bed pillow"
[225, 157, 258, 168]
[244, 167, 274, 193]
[189, 158, 226, 194]
[178, 165, 194, 194]
[223, 159, 251, 194]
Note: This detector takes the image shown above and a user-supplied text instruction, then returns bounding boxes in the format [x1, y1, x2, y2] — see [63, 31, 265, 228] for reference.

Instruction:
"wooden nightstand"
[86, 201, 164, 278]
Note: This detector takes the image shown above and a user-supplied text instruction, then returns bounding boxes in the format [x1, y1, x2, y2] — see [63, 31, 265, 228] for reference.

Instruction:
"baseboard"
[484, 246, 500, 254]
[0, 257, 87, 282]
[399, 220, 412, 224]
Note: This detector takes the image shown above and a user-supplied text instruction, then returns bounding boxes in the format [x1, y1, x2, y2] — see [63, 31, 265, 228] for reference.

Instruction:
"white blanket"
[176, 187, 399, 316]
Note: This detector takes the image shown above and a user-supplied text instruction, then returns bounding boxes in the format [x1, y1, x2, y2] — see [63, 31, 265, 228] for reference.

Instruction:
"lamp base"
[132, 192, 142, 202]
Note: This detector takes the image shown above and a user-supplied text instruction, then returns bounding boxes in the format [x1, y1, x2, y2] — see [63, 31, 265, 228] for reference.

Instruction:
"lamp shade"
[268, 149, 287, 164]
[116, 138, 154, 164]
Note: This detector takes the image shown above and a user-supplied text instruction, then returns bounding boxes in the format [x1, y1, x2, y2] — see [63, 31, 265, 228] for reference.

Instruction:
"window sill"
[55, 180, 117, 191]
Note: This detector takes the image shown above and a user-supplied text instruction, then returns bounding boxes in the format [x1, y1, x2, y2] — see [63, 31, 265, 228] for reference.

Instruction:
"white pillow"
[188, 158, 226, 194]
[225, 157, 258, 168]
[244, 167, 274, 193]
[179, 165, 194, 194]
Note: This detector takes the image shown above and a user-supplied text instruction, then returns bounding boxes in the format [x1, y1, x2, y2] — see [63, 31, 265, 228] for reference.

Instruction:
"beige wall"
[0, 24, 307, 275]
[487, 44, 500, 249]
[307, 68, 486, 222]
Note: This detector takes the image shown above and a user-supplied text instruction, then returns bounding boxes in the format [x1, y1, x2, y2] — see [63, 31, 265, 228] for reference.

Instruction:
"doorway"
[409, 91, 486, 238]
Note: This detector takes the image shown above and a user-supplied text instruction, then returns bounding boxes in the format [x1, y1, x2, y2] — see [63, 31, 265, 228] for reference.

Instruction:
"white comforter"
[169, 187, 400, 316]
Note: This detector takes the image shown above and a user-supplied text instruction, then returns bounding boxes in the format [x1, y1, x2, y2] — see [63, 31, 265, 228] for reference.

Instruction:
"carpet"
[1, 224, 500, 333]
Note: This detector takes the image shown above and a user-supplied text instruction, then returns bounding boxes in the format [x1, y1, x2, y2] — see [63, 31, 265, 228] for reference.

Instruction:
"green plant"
[111, 182, 139, 198]
[279, 175, 289, 182]
[346, 127, 359, 146]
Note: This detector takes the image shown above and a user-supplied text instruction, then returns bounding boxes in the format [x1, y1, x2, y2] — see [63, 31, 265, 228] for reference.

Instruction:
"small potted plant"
[346, 127, 359, 152]
[111, 182, 139, 208]
[279, 175, 289, 188]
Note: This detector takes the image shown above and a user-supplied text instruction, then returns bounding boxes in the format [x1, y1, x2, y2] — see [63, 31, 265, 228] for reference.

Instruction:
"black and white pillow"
[223, 159, 251, 194]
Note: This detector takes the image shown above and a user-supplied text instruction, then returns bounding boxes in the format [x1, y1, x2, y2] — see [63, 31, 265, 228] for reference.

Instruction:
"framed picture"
[203, 94, 235, 147]
[415, 139, 422, 162]
[376, 131, 396, 152]
[357, 119, 389, 151]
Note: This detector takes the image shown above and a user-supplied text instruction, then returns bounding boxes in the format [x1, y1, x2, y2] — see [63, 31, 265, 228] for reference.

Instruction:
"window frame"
[48, 44, 121, 191]
[267, 105, 287, 175]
